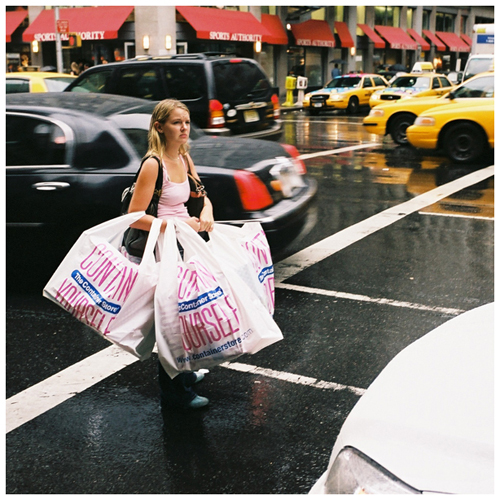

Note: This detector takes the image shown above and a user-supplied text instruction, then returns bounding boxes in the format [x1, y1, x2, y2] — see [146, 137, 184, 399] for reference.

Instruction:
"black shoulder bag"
[121, 156, 163, 258]
[185, 154, 207, 218]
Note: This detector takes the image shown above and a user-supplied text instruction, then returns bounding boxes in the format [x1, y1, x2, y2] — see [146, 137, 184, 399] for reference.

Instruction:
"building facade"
[6, 5, 494, 94]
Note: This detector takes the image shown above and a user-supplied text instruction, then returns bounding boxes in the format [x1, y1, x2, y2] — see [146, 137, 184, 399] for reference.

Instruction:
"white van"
[462, 24, 494, 82]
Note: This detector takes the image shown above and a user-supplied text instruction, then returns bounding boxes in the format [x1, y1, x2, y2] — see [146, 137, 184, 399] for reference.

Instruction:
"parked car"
[310, 303, 494, 494]
[6, 93, 316, 288]
[406, 98, 494, 163]
[369, 72, 453, 107]
[64, 53, 282, 140]
[6, 71, 76, 93]
[303, 73, 389, 115]
[363, 71, 494, 144]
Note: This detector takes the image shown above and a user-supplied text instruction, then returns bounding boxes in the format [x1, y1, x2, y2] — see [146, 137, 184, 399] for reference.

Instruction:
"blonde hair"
[145, 99, 190, 160]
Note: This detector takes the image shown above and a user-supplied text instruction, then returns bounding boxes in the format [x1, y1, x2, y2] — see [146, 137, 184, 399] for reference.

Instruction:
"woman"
[128, 99, 214, 410]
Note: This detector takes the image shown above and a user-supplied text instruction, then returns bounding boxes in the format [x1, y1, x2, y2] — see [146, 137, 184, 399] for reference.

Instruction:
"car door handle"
[32, 182, 70, 191]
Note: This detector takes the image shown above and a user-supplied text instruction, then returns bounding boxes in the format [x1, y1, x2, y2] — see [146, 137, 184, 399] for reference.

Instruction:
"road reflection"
[281, 112, 494, 221]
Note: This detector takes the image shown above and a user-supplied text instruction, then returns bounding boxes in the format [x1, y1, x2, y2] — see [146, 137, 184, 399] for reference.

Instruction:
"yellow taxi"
[6, 71, 76, 93]
[363, 72, 494, 145]
[369, 72, 454, 108]
[303, 73, 389, 114]
[406, 98, 494, 163]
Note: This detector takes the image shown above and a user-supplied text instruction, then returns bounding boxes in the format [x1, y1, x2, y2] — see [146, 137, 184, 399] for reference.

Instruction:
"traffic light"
[62, 34, 81, 48]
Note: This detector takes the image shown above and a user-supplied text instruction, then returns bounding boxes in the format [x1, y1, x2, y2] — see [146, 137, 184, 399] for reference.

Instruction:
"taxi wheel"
[389, 113, 415, 145]
[444, 123, 486, 164]
[346, 96, 359, 114]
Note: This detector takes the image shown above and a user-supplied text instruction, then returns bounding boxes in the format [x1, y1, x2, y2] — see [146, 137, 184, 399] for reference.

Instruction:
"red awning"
[407, 28, 430, 51]
[22, 6, 134, 42]
[436, 31, 471, 52]
[422, 30, 446, 51]
[290, 20, 335, 47]
[6, 9, 28, 42]
[374, 25, 418, 50]
[334, 21, 354, 48]
[461, 34, 472, 46]
[261, 13, 288, 45]
[357, 24, 385, 49]
[177, 6, 271, 43]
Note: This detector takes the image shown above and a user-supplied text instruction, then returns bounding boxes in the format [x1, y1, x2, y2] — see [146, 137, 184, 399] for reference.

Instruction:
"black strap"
[137, 155, 163, 199]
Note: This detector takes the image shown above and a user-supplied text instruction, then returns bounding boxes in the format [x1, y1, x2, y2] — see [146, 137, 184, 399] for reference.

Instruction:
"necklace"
[164, 151, 179, 162]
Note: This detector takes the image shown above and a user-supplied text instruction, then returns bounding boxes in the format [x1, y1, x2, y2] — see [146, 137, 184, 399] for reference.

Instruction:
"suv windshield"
[326, 77, 361, 88]
[390, 76, 430, 89]
[213, 60, 270, 102]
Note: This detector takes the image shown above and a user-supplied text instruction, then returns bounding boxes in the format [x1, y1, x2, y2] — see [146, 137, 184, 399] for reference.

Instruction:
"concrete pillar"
[28, 6, 44, 67]
[414, 6, 424, 62]
[429, 7, 437, 64]
[326, 6, 336, 80]
[135, 6, 176, 57]
[365, 6, 376, 72]
[249, 6, 262, 64]
[347, 6, 357, 73]
[399, 6, 409, 67]
[275, 6, 289, 99]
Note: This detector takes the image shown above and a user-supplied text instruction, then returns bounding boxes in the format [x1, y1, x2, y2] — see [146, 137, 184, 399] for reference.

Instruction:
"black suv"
[64, 53, 282, 140]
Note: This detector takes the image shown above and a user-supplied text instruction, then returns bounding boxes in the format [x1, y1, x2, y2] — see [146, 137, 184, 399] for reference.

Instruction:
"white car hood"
[312, 303, 494, 494]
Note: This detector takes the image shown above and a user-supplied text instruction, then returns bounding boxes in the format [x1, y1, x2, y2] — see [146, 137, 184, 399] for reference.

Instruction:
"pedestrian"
[331, 63, 341, 79]
[127, 99, 215, 410]
[70, 62, 80, 76]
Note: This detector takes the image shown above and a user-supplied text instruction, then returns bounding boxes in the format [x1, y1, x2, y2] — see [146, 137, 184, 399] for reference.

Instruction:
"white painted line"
[275, 165, 494, 283]
[275, 283, 465, 316]
[6, 345, 138, 434]
[419, 211, 494, 221]
[299, 142, 379, 160]
[220, 361, 366, 397]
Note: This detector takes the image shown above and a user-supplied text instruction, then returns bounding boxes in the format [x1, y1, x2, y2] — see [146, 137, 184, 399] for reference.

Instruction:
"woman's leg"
[158, 363, 207, 409]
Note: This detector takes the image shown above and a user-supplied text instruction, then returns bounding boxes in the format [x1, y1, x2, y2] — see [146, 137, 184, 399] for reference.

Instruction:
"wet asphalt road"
[6, 108, 494, 494]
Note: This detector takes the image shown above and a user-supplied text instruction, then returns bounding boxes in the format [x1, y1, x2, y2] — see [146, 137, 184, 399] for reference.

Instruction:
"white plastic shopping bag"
[155, 219, 283, 378]
[43, 212, 162, 360]
[208, 222, 275, 315]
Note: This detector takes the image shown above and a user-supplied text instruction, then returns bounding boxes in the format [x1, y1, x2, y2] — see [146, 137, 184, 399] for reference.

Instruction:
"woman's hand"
[199, 198, 215, 232]
[185, 217, 201, 232]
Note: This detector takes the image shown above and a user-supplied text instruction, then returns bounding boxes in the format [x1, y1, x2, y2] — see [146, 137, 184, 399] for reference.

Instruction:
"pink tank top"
[156, 155, 190, 220]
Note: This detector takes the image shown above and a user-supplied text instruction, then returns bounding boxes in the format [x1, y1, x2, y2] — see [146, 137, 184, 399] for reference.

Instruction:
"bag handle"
[140, 217, 162, 268]
[185, 154, 206, 198]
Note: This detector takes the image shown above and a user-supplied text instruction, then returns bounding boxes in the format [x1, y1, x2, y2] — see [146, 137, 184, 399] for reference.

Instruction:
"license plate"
[313, 102, 323, 107]
[244, 110, 260, 123]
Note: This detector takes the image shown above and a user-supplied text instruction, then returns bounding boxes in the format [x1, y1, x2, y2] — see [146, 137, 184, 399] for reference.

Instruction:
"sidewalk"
[279, 95, 304, 112]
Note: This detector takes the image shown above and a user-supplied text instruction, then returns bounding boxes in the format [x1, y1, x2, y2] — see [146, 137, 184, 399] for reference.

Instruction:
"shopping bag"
[43, 212, 162, 360]
[155, 219, 283, 378]
[208, 222, 275, 315]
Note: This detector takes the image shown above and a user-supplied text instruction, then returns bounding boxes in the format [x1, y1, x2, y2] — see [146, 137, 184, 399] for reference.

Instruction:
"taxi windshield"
[326, 77, 361, 89]
[390, 76, 430, 89]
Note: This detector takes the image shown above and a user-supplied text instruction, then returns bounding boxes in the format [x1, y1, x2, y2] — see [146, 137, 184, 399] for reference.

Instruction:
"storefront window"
[311, 7, 325, 20]
[422, 10, 430, 30]
[260, 46, 275, 86]
[375, 6, 400, 27]
[305, 48, 323, 86]
[357, 6, 366, 26]
[407, 8, 414, 29]
[436, 13, 455, 32]
[287, 46, 304, 77]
